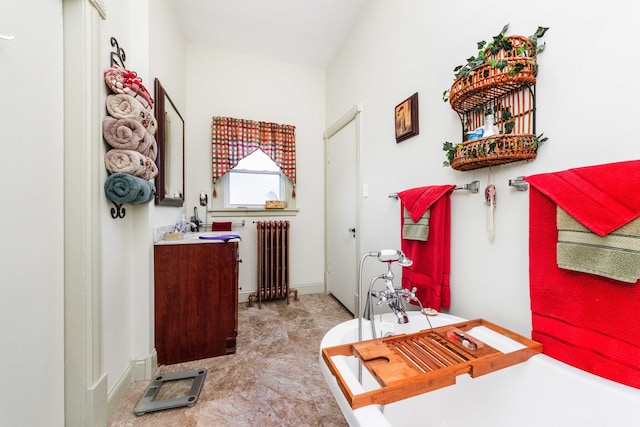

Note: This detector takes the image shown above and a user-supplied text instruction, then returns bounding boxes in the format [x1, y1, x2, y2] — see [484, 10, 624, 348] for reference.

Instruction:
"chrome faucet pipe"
[357, 252, 379, 383]
[357, 249, 414, 380]
[368, 274, 387, 339]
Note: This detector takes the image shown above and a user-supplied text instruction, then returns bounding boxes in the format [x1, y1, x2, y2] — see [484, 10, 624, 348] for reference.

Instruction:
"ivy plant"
[452, 24, 549, 80]
[442, 133, 548, 167]
[442, 24, 549, 102]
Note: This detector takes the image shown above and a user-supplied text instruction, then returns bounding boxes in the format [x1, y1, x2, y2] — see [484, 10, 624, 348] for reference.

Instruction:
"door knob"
[348, 227, 356, 237]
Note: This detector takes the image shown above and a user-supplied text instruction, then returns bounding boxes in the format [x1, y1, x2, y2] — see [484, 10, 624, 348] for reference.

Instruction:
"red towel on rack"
[525, 160, 640, 235]
[211, 221, 233, 231]
[527, 161, 640, 389]
[398, 185, 456, 311]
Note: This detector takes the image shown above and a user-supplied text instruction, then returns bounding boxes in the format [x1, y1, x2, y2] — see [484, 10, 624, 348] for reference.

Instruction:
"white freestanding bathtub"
[320, 311, 640, 427]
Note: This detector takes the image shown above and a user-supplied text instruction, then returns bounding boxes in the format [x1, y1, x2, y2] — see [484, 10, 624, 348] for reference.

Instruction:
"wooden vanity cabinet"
[154, 241, 239, 365]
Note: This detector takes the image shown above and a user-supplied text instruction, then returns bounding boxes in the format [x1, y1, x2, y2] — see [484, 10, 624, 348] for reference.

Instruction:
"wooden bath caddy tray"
[322, 318, 542, 409]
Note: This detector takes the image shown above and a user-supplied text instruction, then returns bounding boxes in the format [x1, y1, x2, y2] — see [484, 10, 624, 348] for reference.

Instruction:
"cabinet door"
[154, 242, 238, 364]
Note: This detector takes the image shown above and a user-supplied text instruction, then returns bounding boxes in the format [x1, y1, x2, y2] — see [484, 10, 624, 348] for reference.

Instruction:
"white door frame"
[63, 0, 108, 425]
[323, 105, 363, 309]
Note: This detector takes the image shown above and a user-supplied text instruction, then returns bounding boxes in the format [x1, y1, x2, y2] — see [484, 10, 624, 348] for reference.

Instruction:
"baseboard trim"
[131, 349, 158, 381]
[106, 350, 158, 420]
[239, 282, 324, 303]
[106, 366, 132, 419]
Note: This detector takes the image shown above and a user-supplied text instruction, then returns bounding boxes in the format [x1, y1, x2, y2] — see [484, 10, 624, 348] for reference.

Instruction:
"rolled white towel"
[103, 116, 147, 151]
[106, 93, 156, 135]
[104, 149, 158, 180]
[106, 94, 145, 121]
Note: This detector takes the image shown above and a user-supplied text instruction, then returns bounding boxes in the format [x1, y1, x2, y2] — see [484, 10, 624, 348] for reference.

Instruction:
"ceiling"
[171, 0, 368, 68]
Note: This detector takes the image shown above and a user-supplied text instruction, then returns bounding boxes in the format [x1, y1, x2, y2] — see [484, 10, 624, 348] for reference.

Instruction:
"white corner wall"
[327, 0, 640, 335]
[184, 45, 327, 299]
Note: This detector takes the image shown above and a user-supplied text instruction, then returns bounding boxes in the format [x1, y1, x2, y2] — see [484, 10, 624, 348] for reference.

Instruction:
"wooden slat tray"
[322, 318, 542, 409]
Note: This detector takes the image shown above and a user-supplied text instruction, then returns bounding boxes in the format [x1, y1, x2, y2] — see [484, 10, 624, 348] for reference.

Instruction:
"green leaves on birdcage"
[451, 24, 549, 81]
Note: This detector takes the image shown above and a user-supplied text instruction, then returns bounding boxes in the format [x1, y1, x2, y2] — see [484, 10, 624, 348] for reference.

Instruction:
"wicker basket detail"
[446, 34, 541, 171]
[449, 36, 537, 114]
[449, 134, 538, 172]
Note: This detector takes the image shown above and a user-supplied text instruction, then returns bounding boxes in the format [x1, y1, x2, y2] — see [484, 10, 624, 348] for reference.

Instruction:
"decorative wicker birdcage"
[447, 35, 539, 171]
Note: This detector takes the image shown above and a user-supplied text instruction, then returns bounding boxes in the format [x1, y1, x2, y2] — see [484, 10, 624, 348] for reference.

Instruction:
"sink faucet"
[190, 206, 202, 232]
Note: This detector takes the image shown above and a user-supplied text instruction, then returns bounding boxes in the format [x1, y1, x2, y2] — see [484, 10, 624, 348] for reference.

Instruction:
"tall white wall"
[185, 45, 327, 299]
[99, 0, 137, 399]
[101, 0, 188, 401]
[0, 1, 65, 425]
[327, 0, 640, 335]
[144, 0, 188, 366]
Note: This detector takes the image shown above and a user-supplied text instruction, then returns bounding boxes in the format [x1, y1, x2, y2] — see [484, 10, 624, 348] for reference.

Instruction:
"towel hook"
[0, 34, 16, 41]
[508, 176, 528, 191]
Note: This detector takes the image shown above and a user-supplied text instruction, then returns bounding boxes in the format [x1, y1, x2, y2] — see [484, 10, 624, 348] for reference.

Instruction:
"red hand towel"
[398, 185, 455, 310]
[529, 185, 640, 389]
[399, 185, 456, 223]
[211, 221, 233, 231]
[525, 160, 640, 235]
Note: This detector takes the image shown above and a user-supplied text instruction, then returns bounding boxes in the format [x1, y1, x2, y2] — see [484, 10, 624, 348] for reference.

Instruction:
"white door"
[325, 109, 359, 315]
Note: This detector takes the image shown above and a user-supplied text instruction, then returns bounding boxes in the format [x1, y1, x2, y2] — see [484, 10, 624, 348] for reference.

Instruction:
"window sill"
[207, 208, 299, 217]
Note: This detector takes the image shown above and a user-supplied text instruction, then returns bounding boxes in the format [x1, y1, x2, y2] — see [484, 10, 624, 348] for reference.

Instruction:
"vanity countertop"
[154, 232, 241, 245]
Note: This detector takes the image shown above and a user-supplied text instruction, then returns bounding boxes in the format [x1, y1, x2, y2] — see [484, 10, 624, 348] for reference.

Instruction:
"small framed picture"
[394, 92, 419, 143]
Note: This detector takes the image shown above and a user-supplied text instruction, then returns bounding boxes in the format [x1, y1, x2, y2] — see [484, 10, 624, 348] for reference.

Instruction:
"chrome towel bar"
[388, 180, 480, 199]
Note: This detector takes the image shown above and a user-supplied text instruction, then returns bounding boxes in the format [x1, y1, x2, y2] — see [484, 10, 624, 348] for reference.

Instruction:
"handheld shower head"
[376, 249, 412, 266]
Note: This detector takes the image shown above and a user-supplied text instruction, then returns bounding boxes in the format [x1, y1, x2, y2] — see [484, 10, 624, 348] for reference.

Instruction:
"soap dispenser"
[178, 214, 188, 233]
[483, 113, 500, 137]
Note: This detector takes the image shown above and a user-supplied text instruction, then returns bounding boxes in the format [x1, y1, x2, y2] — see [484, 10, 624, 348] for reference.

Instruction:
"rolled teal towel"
[104, 172, 155, 205]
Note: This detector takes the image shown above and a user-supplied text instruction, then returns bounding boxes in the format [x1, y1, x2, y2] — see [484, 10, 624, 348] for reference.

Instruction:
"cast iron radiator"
[247, 221, 299, 308]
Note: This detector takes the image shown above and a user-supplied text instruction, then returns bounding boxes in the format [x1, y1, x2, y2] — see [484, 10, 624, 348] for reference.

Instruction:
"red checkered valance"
[211, 116, 296, 197]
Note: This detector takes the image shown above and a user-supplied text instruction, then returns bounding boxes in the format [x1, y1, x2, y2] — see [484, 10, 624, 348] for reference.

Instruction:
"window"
[225, 150, 284, 207]
[210, 116, 297, 215]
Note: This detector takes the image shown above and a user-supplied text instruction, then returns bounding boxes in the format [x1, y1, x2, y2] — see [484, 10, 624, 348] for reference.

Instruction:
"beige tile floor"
[108, 293, 352, 426]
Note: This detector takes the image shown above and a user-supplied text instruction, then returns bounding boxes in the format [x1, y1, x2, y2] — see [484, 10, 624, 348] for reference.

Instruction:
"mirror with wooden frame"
[154, 78, 185, 207]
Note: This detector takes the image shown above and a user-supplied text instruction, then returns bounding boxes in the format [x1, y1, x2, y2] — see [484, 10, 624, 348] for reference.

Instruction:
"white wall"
[0, 1, 65, 425]
[185, 45, 327, 299]
[101, 0, 188, 400]
[99, 0, 137, 398]
[327, 0, 640, 335]
[144, 0, 188, 367]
